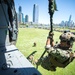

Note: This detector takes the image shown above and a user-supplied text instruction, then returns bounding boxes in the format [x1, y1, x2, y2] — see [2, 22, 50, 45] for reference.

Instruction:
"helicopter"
[0, 0, 41, 75]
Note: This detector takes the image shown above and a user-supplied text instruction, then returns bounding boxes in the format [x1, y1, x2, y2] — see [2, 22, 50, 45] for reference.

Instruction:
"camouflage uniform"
[41, 31, 75, 71]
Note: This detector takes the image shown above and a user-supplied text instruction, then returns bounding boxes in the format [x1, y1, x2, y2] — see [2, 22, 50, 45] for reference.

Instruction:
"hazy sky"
[14, 0, 75, 24]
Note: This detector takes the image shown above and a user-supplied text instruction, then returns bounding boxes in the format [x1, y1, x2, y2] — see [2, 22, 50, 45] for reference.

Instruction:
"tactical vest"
[41, 47, 74, 71]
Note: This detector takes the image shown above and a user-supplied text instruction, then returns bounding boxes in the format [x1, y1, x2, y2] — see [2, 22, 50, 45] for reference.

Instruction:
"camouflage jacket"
[47, 45, 74, 68]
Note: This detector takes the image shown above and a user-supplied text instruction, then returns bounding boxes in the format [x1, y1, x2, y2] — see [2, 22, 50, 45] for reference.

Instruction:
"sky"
[14, 0, 75, 24]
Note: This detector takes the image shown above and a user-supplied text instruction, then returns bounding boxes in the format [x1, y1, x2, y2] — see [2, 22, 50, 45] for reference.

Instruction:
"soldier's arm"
[45, 32, 54, 50]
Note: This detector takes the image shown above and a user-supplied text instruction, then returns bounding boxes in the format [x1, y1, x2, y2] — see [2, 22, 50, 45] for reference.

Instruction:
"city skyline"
[60, 15, 74, 27]
[14, 0, 75, 24]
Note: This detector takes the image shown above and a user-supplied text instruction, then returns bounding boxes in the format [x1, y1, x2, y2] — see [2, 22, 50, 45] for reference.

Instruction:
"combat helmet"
[59, 31, 75, 47]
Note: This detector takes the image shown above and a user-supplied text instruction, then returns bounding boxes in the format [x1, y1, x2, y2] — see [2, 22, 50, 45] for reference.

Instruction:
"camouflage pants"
[41, 47, 74, 71]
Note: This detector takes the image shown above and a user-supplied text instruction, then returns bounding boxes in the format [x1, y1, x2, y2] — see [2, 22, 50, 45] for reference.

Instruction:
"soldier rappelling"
[36, 0, 75, 71]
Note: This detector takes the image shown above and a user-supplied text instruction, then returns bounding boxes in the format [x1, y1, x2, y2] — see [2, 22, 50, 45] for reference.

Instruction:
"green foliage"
[16, 28, 75, 75]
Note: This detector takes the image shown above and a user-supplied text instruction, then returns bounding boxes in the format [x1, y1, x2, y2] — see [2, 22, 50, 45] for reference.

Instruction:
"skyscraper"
[68, 15, 72, 26]
[68, 15, 72, 22]
[18, 6, 22, 23]
[25, 15, 29, 22]
[33, 4, 39, 23]
[21, 13, 24, 23]
[19, 6, 22, 14]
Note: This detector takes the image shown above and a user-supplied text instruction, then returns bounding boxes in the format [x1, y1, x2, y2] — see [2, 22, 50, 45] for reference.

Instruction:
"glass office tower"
[33, 4, 39, 24]
[18, 6, 22, 23]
